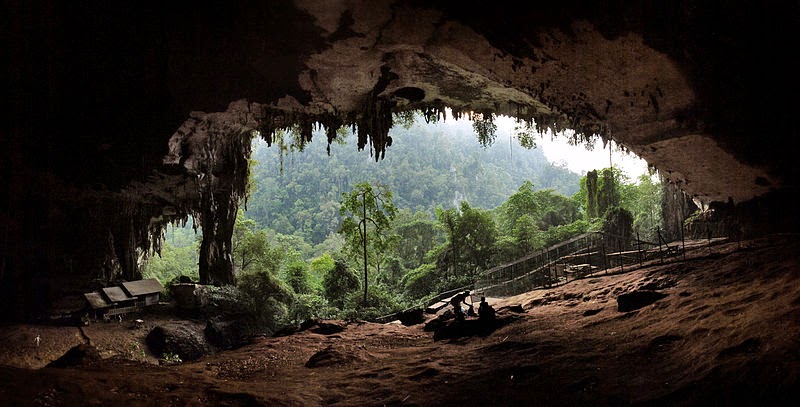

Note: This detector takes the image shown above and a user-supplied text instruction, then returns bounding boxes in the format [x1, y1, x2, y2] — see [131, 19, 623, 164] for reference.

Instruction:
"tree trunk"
[587, 170, 598, 218]
[113, 218, 141, 282]
[199, 192, 237, 285]
[362, 196, 368, 305]
[660, 177, 697, 242]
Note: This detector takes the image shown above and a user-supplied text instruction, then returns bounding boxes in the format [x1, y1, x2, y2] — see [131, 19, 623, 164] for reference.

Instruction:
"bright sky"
[498, 115, 652, 180]
[438, 112, 653, 182]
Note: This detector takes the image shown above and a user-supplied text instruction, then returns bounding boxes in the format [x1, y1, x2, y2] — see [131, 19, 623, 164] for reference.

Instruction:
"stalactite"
[129, 95, 613, 289]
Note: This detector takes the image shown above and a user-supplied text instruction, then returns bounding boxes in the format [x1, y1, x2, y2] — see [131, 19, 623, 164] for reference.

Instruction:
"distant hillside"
[245, 119, 581, 244]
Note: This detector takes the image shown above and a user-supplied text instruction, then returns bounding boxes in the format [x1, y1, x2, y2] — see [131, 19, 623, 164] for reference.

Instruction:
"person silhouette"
[450, 290, 470, 321]
[478, 297, 495, 322]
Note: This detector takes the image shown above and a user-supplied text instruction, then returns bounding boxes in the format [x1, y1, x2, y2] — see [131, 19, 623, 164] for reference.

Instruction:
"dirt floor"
[1, 235, 799, 406]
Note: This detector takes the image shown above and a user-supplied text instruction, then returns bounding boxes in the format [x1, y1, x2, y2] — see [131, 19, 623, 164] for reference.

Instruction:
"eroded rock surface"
[2, 1, 798, 319]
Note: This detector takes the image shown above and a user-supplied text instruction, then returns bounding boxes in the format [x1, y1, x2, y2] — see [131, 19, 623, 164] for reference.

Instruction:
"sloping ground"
[0, 235, 798, 406]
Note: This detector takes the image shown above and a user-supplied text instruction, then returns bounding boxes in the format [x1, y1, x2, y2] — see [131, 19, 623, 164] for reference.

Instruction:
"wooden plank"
[102, 286, 135, 302]
[121, 278, 163, 296]
[83, 292, 110, 309]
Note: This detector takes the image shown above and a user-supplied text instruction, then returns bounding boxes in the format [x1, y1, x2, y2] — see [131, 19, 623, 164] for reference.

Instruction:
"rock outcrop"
[2, 1, 798, 320]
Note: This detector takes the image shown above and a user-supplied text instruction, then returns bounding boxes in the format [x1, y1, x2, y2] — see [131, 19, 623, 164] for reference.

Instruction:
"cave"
[3, 1, 800, 404]
[2, 0, 798, 329]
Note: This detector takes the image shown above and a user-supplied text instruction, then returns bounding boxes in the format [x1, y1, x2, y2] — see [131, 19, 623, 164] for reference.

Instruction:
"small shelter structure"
[83, 292, 110, 312]
[82, 278, 164, 321]
[121, 278, 162, 306]
[102, 286, 135, 304]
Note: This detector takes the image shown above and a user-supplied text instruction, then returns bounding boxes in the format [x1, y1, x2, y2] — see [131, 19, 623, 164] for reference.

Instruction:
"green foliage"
[454, 202, 497, 272]
[232, 210, 282, 274]
[576, 167, 660, 242]
[493, 235, 520, 264]
[472, 112, 498, 147]
[245, 119, 580, 246]
[393, 111, 417, 129]
[623, 174, 663, 242]
[322, 259, 360, 309]
[208, 115, 663, 313]
[435, 202, 497, 282]
[206, 285, 241, 313]
[513, 214, 545, 253]
[533, 189, 581, 229]
[402, 263, 438, 300]
[543, 219, 597, 247]
[141, 241, 199, 286]
[341, 285, 401, 321]
[287, 293, 335, 325]
[127, 341, 146, 360]
[392, 209, 443, 270]
[375, 255, 405, 289]
[160, 352, 182, 365]
[234, 270, 293, 334]
[597, 167, 625, 216]
[309, 253, 335, 288]
[497, 181, 540, 236]
[312, 233, 345, 259]
[271, 232, 312, 265]
[602, 206, 635, 250]
[205, 269, 293, 335]
[285, 260, 311, 294]
[513, 121, 538, 149]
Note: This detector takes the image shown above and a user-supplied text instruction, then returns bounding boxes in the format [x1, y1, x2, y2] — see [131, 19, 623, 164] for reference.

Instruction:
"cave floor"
[1, 235, 799, 406]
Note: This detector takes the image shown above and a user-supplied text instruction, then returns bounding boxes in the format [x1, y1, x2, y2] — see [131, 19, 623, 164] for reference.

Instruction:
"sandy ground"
[1, 235, 799, 406]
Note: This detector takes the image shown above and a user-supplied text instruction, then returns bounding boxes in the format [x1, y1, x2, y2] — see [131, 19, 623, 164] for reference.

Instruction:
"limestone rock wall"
[2, 0, 798, 320]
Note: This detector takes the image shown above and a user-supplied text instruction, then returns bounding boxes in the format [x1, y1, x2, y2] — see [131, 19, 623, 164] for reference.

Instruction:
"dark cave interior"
[2, 0, 798, 321]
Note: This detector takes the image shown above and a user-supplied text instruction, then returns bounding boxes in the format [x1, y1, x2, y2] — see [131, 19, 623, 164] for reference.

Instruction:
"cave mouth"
[142, 107, 656, 291]
[5, 0, 796, 323]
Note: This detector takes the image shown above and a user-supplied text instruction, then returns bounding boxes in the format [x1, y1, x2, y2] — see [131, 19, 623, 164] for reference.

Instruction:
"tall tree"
[392, 209, 442, 270]
[455, 202, 498, 273]
[497, 180, 540, 236]
[245, 119, 580, 246]
[586, 170, 599, 218]
[533, 189, 581, 229]
[597, 167, 622, 216]
[323, 258, 361, 309]
[285, 260, 311, 294]
[624, 174, 663, 242]
[338, 182, 397, 304]
[232, 210, 282, 275]
[436, 202, 497, 282]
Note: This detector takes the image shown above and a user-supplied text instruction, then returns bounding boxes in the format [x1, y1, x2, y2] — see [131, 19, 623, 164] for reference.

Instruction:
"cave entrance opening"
[142, 108, 655, 293]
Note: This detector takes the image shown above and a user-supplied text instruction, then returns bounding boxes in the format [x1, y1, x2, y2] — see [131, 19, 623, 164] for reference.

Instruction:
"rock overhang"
[2, 0, 798, 319]
[7, 0, 795, 204]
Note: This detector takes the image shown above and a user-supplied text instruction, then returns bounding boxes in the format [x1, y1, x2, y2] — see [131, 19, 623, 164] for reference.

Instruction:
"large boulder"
[146, 322, 210, 362]
[46, 344, 101, 368]
[310, 321, 346, 335]
[204, 317, 247, 350]
[397, 308, 425, 326]
[170, 284, 210, 310]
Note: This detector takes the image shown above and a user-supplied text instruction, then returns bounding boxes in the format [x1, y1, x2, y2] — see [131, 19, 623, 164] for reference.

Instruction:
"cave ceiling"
[2, 0, 799, 316]
[7, 0, 797, 207]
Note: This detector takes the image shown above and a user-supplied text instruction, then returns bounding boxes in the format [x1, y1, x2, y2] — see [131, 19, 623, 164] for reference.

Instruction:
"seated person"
[477, 297, 496, 321]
